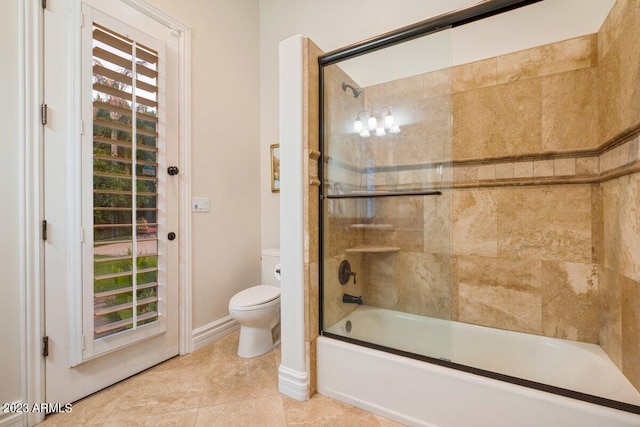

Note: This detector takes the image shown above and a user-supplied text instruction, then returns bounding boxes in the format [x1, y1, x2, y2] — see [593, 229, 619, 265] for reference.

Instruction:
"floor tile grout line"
[99, 390, 126, 426]
[192, 341, 216, 426]
[197, 389, 284, 411]
[193, 338, 223, 426]
[37, 332, 405, 426]
[104, 408, 200, 427]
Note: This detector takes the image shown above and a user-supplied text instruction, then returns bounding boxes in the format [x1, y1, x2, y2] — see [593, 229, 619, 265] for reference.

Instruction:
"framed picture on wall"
[271, 144, 280, 193]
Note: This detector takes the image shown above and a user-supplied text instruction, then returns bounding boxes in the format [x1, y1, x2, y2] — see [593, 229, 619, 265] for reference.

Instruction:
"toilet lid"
[230, 285, 280, 308]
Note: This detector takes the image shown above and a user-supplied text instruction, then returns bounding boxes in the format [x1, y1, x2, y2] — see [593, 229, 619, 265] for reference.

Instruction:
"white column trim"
[278, 34, 309, 402]
[279, 364, 310, 401]
[22, 0, 45, 425]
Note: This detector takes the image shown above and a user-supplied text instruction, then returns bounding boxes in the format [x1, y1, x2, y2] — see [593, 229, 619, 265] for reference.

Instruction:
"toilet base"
[237, 325, 275, 358]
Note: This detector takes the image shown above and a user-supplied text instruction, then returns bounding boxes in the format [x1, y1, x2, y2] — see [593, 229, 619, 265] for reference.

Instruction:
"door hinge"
[42, 220, 47, 241]
[41, 0, 46, 10]
[42, 336, 49, 357]
[41, 103, 48, 125]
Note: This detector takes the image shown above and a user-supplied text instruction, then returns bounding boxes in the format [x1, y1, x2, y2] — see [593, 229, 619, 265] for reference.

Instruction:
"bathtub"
[318, 306, 640, 427]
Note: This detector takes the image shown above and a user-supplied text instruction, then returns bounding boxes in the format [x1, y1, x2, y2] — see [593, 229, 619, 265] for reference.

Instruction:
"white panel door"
[44, 0, 180, 405]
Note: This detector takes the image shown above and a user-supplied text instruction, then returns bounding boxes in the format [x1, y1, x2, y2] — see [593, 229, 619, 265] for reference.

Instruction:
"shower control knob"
[339, 260, 357, 285]
[167, 166, 179, 176]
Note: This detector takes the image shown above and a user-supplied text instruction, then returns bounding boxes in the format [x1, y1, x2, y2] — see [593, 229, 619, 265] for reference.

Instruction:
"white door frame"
[22, 1, 191, 425]
[120, 0, 194, 358]
[21, 0, 45, 426]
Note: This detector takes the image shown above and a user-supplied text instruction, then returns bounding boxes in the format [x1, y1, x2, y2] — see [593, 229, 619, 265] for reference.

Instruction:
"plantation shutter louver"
[91, 23, 161, 339]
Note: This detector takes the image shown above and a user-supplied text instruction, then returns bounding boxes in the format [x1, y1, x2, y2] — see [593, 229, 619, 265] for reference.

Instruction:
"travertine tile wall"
[304, 39, 322, 396]
[599, 175, 640, 388]
[596, 0, 640, 391]
[360, 194, 453, 321]
[357, 66, 454, 321]
[357, 33, 603, 343]
[362, 33, 599, 166]
[452, 35, 599, 160]
[598, 0, 640, 143]
[363, 69, 453, 168]
[451, 185, 599, 341]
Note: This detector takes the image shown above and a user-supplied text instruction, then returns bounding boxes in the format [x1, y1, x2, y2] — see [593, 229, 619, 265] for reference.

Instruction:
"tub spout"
[343, 294, 363, 305]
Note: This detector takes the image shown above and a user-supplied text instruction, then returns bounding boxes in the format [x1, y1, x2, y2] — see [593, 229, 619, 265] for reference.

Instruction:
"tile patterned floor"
[37, 332, 405, 426]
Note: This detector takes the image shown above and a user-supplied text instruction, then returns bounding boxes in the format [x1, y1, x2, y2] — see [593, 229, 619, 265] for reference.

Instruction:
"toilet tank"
[261, 248, 280, 287]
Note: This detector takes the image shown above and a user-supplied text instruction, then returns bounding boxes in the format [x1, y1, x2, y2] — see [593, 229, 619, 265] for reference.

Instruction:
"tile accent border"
[329, 127, 640, 192]
[449, 129, 640, 188]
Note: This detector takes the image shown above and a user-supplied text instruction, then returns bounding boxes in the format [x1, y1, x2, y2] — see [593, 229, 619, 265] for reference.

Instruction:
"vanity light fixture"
[352, 107, 401, 137]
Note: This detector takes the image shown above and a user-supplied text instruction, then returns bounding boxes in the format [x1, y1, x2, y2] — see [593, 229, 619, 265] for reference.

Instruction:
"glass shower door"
[320, 27, 454, 362]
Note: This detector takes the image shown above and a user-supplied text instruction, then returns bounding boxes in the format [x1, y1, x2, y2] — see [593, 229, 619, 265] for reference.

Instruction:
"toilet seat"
[229, 285, 280, 311]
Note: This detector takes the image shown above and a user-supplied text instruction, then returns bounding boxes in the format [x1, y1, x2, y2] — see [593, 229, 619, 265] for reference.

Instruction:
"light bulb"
[384, 113, 394, 128]
[354, 119, 363, 133]
[367, 116, 377, 130]
[390, 125, 401, 134]
[375, 127, 386, 136]
[359, 129, 371, 138]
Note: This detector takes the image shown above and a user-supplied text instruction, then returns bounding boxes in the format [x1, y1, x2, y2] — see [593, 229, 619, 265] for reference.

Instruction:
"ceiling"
[337, 0, 616, 87]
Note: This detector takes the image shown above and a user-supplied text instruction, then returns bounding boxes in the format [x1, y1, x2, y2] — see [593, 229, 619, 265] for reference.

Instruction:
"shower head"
[342, 82, 363, 99]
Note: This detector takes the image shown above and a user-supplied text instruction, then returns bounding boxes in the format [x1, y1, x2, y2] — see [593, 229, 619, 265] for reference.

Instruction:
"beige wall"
[146, 0, 261, 329]
[0, 0, 23, 410]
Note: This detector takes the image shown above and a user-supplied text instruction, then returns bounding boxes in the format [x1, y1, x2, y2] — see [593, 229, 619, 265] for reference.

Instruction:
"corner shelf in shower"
[345, 245, 400, 253]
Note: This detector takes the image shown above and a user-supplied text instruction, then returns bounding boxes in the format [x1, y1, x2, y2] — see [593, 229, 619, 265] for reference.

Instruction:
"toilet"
[228, 248, 281, 358]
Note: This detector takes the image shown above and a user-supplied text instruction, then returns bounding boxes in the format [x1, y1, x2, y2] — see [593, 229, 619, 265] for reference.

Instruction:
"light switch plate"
[192, 197, 210, 212]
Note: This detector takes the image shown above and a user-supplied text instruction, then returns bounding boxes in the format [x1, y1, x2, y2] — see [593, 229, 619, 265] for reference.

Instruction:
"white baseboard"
[191, 316, 239, 351]
[278, 364, 309, 402]
[0, 410, 25, 427]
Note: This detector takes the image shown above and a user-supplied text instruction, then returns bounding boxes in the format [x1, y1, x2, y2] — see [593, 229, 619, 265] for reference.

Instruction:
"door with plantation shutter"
[44, 1, 180, 405]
